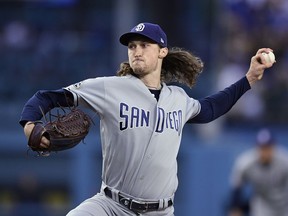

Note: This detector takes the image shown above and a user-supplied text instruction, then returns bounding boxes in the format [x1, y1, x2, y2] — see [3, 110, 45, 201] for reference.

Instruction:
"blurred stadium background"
[1, 0, 288, 215]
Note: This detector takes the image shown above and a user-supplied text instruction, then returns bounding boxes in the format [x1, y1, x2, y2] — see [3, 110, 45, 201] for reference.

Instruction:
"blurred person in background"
[228, 128, 288, 216]
[220, 0, 288, 124]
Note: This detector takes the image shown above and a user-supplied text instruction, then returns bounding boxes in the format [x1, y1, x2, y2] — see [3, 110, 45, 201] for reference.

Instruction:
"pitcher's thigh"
[66, 193, 115, 216]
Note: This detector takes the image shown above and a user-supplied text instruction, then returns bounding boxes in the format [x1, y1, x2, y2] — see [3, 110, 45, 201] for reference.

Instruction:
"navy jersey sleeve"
[227, 186, 250, 213]
[19, 89, 74, 127]
[189, 76, 251, 123]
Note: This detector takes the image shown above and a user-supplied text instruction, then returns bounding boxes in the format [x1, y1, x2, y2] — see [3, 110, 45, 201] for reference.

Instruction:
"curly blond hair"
[116, 47, 204, 88]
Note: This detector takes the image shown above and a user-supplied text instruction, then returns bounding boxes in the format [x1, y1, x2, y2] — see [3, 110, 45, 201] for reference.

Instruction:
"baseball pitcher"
[20, 22, 275, 216]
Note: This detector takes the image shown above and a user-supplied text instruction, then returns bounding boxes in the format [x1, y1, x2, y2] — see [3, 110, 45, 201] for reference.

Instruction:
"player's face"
[127, 38, 163, 77]
[258, 145, 274, 165]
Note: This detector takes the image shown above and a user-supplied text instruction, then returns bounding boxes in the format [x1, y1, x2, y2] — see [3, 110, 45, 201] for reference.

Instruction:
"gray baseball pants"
[66, 192, 174, 216]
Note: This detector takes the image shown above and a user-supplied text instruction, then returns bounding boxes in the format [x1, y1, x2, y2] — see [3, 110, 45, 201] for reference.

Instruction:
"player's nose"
[134, 46, 143, 56]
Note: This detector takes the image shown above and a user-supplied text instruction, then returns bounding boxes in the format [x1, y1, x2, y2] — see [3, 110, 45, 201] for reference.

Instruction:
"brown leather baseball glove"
[28, 108, 91, 156]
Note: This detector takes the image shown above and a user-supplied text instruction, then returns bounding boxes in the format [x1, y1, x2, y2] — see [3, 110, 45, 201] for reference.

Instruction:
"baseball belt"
[104, 187, 173, 213]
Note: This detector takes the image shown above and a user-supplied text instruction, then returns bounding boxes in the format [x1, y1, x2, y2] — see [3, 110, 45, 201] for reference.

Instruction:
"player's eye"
[141, 42, 149, 48]
[128, 43, 136, 49]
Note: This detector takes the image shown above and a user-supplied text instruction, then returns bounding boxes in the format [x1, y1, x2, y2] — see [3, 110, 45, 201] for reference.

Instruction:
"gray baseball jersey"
[230, 148, 288, 216]
[65, 75, 200, 200]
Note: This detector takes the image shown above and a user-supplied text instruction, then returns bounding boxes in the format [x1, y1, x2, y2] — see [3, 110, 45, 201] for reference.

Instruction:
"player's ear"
[159, 47, 168, 59]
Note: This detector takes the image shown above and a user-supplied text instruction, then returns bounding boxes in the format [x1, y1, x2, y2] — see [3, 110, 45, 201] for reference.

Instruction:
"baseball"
[262, 51, 275, 64]
[258, 51, 275, 80]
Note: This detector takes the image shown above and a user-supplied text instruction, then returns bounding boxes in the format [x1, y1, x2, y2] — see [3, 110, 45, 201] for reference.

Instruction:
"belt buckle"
[131, 199, 149, 213]
[119, 197, 132, 209]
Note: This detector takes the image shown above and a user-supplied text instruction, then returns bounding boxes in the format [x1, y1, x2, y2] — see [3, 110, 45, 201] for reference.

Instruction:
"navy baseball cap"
[256, 128, 275, 147]
[119, 22, 167, 47]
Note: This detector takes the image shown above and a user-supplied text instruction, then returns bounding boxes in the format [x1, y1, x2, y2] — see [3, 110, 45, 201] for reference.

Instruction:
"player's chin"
[132, 67, 147, 76]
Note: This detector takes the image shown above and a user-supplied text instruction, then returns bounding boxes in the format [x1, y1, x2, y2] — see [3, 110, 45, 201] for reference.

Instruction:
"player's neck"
[142, 80, 161, 90]
[140, 73, 161, 90]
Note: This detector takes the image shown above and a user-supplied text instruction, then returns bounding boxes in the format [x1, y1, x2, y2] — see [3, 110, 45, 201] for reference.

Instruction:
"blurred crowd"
[216, 0, 288, 125]
[0, 2, 112, 103]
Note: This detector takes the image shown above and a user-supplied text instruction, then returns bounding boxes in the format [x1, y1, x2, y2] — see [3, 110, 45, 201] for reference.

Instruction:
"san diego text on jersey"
[119, 102, 183, 133]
